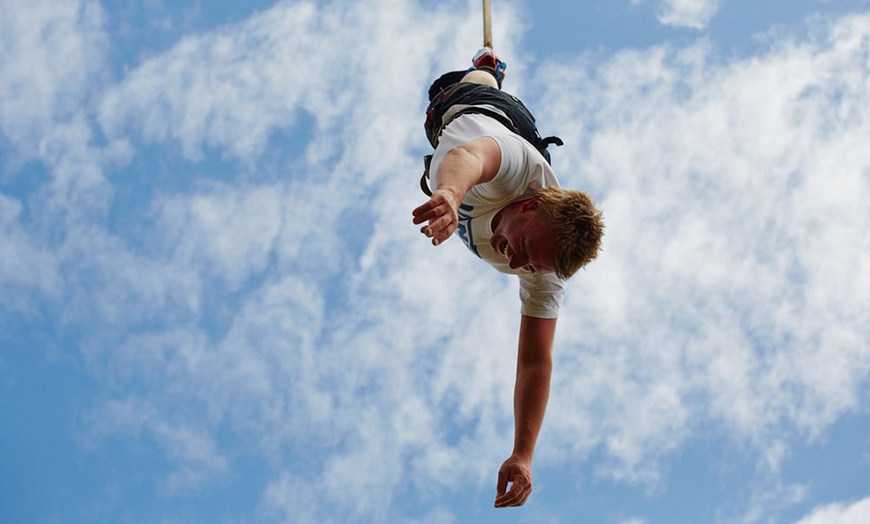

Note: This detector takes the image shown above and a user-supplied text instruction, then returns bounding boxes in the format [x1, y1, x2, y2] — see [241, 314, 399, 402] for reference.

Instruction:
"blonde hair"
[533, 186, 604, 279]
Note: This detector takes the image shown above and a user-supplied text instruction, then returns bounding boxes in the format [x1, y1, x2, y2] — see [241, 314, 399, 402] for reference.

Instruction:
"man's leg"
[427, 66, 500, 102]
[427, 49, 507, 101]
[461, 69, 499, 88]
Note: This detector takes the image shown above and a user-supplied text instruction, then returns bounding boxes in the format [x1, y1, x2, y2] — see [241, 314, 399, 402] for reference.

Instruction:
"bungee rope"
[482, 0, 493, 49]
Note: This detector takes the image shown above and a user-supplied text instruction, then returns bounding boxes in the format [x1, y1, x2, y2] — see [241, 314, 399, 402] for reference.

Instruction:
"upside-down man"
[412, 49, 605, 507]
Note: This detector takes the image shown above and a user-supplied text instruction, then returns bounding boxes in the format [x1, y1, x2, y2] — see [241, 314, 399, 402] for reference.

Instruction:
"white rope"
[482, 0, 493, 49]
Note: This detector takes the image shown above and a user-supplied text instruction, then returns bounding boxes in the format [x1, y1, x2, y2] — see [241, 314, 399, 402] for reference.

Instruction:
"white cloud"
[91, 395, 228, 493]
[730, 478, 809, 524]
[97, 0, 471, 164]
[154, 183, 285, 290]
[0, 0, 106, 157]
[0, 0, 117, 313]
[0, 194, 62, 312]
[797, 496, 870, 524]
[657, 0, 721, 29]
[99, 2, 327, 161]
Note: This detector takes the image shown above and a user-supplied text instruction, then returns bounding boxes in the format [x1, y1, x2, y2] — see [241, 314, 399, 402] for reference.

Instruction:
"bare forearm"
[495, 315, 557, 508]
[512, 357, 552, 461]
[511, 315, 556, 461]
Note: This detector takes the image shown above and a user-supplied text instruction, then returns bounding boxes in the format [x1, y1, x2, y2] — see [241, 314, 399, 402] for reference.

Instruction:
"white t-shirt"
[429, 113, 566, 319]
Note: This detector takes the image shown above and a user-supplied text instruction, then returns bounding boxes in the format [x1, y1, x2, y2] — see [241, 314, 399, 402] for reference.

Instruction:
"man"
[412, 49, 604, 508]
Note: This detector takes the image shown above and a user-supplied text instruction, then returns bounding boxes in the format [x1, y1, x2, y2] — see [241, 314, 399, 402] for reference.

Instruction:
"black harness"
[421, 80, 562, 196]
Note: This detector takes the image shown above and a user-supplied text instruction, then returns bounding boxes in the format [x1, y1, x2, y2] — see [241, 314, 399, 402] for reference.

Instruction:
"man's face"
[490, 200, 558, 274]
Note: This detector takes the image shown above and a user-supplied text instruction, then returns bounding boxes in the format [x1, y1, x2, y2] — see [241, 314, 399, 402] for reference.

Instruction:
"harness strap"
[542, 136, 564, 148]
[436, 107, 518, 145]
[420, 155, 433, 196]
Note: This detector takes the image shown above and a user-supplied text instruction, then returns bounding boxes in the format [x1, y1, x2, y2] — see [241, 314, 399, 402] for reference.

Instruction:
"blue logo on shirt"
[456, 203, 481, 258]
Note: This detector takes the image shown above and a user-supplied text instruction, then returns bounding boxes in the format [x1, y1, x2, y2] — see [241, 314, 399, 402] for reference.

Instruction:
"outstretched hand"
[495, 454, 533, 508]
[412, 189, 459, 246]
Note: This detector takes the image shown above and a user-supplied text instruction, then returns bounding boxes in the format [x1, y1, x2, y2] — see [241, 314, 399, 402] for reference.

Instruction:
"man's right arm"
[412, 137, 501, 245]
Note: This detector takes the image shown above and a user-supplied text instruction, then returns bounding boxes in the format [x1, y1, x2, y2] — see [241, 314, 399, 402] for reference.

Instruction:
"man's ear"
[520, 198, 543, 212]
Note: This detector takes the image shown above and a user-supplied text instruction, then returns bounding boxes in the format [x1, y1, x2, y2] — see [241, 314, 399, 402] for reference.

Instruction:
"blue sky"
[1, 0, 869, 523]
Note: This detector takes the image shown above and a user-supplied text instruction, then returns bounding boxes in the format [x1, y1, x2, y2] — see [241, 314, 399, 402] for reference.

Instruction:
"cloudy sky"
[1, 0, 869, 522]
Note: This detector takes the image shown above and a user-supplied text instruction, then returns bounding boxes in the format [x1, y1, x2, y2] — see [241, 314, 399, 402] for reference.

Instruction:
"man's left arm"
[494, 314, 557, 508]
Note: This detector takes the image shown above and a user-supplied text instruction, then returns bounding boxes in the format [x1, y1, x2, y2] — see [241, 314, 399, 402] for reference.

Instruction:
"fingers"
[411, 193, 453, 225]
[411, 196, 443, 224]
[494, 458, 533, 508]
[494, 474, 532, 508]
[496, 466, 509, 496]
[420, 215, 456, 245]
[412, 192, 458, 246]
